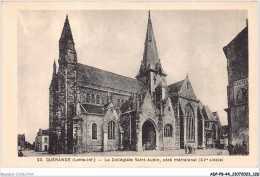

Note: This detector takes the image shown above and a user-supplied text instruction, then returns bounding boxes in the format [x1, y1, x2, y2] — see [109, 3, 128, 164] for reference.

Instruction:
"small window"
[117, 99, 120, 108]
[86, 93, 90, 103]
[96, 95, 100, 104]
[44, 137, 48, 143]
[187, 82, 190, 89]
[92, 123, 97, 140]
[121, 99, 124, 105]
[91, 94, 95, 103]
[108, 121, 116, 140]
[164, 124, 173, 137]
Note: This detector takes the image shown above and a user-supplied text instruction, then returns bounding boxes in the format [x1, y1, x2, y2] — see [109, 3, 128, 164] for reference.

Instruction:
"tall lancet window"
[91, 94, 95, 103]
[92, 123, 97, 140]
[108, 121, 115, 140]
[96, 95, 100, 104]
[86, 93, 90, 103]
[185, 105, 195, 140]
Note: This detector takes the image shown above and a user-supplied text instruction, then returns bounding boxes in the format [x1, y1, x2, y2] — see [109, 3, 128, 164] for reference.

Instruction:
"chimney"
[39, 129, 42, 136]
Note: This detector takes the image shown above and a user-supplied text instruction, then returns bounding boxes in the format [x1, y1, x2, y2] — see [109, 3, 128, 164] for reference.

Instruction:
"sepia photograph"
[17, 10, 248, 157]
[1, 1, 258, 171]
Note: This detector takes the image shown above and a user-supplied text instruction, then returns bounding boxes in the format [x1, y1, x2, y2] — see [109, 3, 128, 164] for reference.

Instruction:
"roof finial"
[148, 10, 150, 17]
[66, 14, 68, 20]
[53, 59, 56, 67]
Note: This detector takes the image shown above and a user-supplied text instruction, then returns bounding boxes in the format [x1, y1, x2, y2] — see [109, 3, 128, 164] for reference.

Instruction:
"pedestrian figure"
[18, 150, 26, 157]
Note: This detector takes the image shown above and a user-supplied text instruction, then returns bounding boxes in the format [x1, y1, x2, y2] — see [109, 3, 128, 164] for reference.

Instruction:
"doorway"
[142, 120, 156, 150]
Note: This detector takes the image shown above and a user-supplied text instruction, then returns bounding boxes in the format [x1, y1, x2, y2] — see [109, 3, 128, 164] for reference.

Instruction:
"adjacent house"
[35, 129, 49, 152]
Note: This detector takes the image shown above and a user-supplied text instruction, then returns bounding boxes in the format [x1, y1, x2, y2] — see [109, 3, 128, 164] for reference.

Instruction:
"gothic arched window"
[96, 95, 100, 104]
[164, 124, 173, 137]
[86, 93, 90, 103]
[185, 105, 195, 140]
[121, 99, 124, 106]
[91, 94, 95, 103]
[92, 123, 97, 140]
[108, 121, 115, 140]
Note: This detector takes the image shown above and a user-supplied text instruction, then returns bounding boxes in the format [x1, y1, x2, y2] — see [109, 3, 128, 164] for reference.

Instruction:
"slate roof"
[224, 25, 248, 54]
[81, 104, 104, 114]
[202, 106, 216, 121]
[42, 129, 49, 136]
[77, 63, 145, 94]
[167, 80, 184, 93]
[220, 125, 229, 133]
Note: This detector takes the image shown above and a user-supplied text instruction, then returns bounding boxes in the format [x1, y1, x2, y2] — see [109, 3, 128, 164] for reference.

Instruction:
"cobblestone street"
[21, 149, 229, 157]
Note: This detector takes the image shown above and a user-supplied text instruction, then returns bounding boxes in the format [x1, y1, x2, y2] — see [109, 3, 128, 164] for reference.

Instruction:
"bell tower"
[136, 11, 167, 96]
[55, 15, 78, 154]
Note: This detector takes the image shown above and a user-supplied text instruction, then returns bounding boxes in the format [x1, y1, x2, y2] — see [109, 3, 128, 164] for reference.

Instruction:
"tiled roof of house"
[81, 103, 104, 115]
[77, 63, 145, 94]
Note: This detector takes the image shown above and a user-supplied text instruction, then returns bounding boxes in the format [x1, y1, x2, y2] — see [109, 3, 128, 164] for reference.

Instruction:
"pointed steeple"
[136, 11, 167, 96]
[53, 59, 56, 75]
[58, 15, 77, 65]
[50, 59, 57, 86]
[59, 15, 74, 44]
[136, 11, 166, 78]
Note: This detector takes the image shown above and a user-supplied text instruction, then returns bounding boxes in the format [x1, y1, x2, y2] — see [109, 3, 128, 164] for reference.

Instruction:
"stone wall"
[81, 114, 103, 152]
[162, 98, 175, 150]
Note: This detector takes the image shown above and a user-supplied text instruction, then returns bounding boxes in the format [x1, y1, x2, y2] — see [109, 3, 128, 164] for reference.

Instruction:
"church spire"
[136, 11, 167, 95]
[58, 15, 77, 65]
[136, 11, 166, 78]
[53, 59, 56, 75]
[59, 15, 74, 44]
[50, 59, 57, 86]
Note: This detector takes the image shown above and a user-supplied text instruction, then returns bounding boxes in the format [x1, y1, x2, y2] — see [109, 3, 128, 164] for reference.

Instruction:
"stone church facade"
[49, 13, 221, 154]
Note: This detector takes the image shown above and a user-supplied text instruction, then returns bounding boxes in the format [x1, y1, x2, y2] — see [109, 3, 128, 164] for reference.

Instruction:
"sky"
[18, 10, 248, 144]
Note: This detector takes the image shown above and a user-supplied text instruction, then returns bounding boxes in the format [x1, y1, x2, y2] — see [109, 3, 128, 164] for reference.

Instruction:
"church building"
[49, 12, 221, 154]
